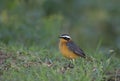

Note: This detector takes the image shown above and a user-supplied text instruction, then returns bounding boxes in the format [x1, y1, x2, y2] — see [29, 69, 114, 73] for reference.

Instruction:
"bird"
[59, 34, 86, 59]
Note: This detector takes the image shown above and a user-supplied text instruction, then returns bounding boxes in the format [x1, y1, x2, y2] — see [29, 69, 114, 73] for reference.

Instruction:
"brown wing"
[66, 41, 86, 58]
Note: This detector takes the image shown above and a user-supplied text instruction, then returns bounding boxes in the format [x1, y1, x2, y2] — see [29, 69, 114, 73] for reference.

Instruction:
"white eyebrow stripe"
[61, 35, 71, 38]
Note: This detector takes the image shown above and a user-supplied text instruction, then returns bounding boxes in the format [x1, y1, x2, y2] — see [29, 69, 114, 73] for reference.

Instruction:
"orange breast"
[59, 40, 79, 59]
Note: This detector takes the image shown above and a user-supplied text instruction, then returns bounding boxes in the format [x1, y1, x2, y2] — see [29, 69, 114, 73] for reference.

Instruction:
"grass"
[0, 43, 120, 81]
[0, 0, 120, 81]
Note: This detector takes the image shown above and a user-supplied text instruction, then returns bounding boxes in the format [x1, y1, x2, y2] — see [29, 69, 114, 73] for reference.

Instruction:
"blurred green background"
[0, 0, 120, 52]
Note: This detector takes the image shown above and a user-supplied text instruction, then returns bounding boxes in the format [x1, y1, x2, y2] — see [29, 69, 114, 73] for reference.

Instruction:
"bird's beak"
[59, 36, 61, 38]
[59, 36, 63, 38]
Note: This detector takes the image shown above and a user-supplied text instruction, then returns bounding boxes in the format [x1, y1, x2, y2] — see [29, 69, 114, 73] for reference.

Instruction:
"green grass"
[0, 43, 120, 81]
[0, 0, 120, 81]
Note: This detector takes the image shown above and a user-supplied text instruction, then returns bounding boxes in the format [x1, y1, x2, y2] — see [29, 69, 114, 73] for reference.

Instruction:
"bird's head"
[59, 34, 71, 42]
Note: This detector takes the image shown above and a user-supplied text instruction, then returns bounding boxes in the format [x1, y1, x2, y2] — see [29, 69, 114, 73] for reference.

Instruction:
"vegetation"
[0, 0, 120, 81]
[0, 43, 119, 81]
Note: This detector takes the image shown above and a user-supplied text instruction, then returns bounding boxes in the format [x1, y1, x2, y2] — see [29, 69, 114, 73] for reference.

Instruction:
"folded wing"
[66, 41, 86, 58]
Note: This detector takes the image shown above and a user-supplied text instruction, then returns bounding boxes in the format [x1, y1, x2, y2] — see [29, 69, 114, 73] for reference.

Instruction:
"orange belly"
[59, 42, 79, 59]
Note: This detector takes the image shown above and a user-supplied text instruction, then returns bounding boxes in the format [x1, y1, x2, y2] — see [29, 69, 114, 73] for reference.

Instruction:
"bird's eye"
[64, 37, 70, 40]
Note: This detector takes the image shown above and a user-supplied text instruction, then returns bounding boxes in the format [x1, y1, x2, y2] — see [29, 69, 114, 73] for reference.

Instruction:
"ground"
[0, 44, 120, 81]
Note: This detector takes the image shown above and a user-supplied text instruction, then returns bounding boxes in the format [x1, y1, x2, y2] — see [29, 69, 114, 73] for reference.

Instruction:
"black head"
[59, 34, 71, 41]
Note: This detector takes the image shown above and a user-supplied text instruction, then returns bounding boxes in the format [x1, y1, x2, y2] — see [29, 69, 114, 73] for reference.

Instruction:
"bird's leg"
[72, 59, 75, 64]
[68, 59, 75, 68]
